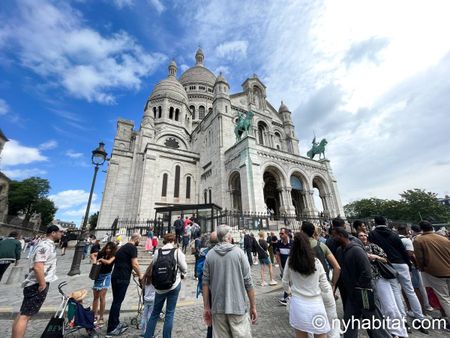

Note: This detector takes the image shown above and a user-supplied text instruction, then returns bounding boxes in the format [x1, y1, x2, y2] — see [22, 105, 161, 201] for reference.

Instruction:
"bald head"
[210, 231, 218, 245]
[130, 233, 141, 246]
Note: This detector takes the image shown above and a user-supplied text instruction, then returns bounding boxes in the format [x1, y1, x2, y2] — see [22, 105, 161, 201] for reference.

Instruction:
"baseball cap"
[46, 224, 65, 234]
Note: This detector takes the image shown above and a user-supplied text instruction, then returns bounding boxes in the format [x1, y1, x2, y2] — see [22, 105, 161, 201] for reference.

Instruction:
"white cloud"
[175, 0, 450, 204]
[66, 150, 83, 158]
[39, 140, 58, 150]
[112, 0, 134, 9]
[148, 0, 165, 14]
[49, 189, 96, 210]
[0, 98, 9, 115]
[2, 168, 47, 179]
[1, 140, 48, 166]
[215, 40, 248, 60]
[0, 0, 166, 104]
[63, 202, 100, 218]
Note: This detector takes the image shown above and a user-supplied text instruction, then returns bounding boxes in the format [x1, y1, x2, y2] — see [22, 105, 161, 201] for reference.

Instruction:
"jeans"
[145, 282, 181, 338]
[245, 250, 253, 267]
[390, 263, 424, 320]
[373, 277, 408, 337]
[107, 278, 130, 332]
[141, 301, 155, 335]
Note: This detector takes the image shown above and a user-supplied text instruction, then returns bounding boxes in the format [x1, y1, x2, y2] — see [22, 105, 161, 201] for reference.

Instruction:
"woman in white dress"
[282, 232, 335, 338]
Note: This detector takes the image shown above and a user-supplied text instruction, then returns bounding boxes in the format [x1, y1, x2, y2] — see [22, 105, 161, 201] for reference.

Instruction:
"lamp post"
[68, 142, 107, 276]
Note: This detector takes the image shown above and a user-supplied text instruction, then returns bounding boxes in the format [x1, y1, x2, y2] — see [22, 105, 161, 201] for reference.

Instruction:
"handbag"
[375, 260, 398, 279]
[40, 316, 64, 338]
[89, 263, 101, 280]
[353, 287, 376, 311]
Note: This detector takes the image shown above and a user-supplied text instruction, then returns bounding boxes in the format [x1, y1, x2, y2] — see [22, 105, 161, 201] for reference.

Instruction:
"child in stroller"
[41, 281, 99, 338]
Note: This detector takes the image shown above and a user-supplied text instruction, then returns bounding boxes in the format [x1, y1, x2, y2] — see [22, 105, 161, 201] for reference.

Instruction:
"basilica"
[96, 49, 344, 232]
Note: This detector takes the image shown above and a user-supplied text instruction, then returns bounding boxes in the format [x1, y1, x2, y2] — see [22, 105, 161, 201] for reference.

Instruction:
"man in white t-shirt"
[397, 224, 433, 313]
[11, 225, 63, 338]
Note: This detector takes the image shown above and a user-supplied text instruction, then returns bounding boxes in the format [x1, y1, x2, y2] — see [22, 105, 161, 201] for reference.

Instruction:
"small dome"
[149, 60, 187, 103]
[215, 72, 228, 84]
[279, 101, 290, 113]
[195, 48, 204, 65]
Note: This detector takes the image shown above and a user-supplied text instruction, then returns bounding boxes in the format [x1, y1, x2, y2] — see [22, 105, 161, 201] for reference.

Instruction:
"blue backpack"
[196, 247, 210, 298]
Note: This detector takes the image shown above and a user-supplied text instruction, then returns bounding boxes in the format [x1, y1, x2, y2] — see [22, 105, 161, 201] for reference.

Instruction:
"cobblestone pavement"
[0, 289, 446, 337]
[1, 246, 446, 337]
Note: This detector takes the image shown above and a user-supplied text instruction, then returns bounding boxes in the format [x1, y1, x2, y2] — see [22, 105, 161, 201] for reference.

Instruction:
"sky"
[0, 0, 449, 225]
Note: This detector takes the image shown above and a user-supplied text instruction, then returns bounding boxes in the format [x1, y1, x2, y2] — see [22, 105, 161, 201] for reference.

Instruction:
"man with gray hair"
[202, 225, 257, 338]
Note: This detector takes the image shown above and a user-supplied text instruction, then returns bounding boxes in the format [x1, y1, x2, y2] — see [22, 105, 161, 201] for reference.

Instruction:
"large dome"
[179, 65, 216, 87]
[179, 48, 216, 87]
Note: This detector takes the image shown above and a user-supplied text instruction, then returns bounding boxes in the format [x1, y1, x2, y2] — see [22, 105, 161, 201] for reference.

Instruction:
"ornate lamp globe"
[92, 142, 107, 165]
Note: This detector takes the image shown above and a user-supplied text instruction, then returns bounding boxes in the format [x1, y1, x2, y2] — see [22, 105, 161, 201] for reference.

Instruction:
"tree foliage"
[344, 189, 448, 223]
[89, 211, 99, 231]
[8, 177, 57, 226]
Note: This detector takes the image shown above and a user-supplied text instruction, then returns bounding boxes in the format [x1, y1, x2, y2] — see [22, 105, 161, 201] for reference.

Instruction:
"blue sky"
[1, 0, 450, 225]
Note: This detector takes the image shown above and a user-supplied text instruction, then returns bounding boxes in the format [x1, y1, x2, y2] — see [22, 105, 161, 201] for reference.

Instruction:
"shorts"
[20, 283, 49, 316]
[93, 273, 112, 290]
[259, 257, 271, 265]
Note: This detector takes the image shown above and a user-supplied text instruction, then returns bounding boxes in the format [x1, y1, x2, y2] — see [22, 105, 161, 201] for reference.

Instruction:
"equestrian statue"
[234, 110, 254, 141]
[307, 136, 328, 160]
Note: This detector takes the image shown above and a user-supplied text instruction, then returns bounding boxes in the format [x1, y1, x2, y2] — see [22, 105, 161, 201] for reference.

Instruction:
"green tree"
[8, 177, 57, 226]
[88, 211, 99, 231]
[344, 198, 388, 218]
[344, 189, 448, 223]
[399, 189, 448, 223]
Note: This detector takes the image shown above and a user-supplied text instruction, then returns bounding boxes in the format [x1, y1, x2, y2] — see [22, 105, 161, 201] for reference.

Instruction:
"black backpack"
[152, 248, 178, 290]
[313, 241, 330, 281]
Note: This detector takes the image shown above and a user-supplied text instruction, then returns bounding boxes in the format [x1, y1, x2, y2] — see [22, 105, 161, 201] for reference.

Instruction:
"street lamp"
[68, 142, 107, 276]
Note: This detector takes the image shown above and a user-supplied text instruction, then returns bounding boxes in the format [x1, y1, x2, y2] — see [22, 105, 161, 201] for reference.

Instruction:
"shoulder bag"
[89, 263, 101, 281]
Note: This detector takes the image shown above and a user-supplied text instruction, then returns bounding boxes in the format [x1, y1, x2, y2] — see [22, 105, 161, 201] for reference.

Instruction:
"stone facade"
[96, 49, 344, 233]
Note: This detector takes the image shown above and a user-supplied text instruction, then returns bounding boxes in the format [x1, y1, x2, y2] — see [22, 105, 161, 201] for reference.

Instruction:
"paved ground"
[0, 245, 447, 337]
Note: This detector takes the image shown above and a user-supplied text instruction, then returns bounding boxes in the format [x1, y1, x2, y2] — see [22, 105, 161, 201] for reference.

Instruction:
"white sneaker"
[406, 310, 415, 318]
[253, 261, 259, 265]
[269, 280, 278, 286]
[261, 281, 268, 286]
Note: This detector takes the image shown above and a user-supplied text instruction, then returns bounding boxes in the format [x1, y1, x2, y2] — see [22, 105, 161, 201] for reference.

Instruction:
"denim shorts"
[93, 273, 111, 290]
[259, 257, 271, 265]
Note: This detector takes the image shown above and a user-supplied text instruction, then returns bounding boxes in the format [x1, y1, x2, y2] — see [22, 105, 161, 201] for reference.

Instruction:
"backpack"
[195, 247, 210, 298]
[313, 241, 330, 281]
[152, 248, 178, 290]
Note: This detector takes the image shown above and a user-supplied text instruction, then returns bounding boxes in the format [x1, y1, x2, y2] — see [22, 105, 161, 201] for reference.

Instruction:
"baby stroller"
[40, 281, 99, 338]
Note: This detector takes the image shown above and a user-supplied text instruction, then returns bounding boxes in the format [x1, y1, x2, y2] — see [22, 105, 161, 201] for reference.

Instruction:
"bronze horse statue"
[234, 110, 254, 141]
[307, 138, 327, 160]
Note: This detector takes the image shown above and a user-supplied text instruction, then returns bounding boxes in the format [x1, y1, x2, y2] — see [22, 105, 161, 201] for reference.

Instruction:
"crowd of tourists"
[5, 215, 450, 338]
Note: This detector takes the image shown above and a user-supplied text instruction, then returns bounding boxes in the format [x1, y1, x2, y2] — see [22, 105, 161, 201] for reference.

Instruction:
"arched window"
[186, 176, 191, 199]
[175, 108, 179, 121]
[208, 107, 213, 115]
[169, 107, 174, 119]
[258, 122, 267, 145]
[158, 106, 162, 118]
[275, 132, 282, 150]
[190, 105, 195, 119]
[174, 165, 180, 198]
[199, 106, 205, 119]
[153, 107, 157, 119]
[161, 173, 168, 197]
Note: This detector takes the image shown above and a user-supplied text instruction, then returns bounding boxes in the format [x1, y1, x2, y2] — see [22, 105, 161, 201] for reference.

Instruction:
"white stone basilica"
[96, 49, 344, 232]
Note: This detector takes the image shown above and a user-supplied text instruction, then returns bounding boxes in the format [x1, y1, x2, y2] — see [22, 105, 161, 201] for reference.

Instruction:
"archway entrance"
[263, 170, 282, 218]
[229, 172, 242, 211]
[290, 175, 306, 218]
[312, 176, 329, 217]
